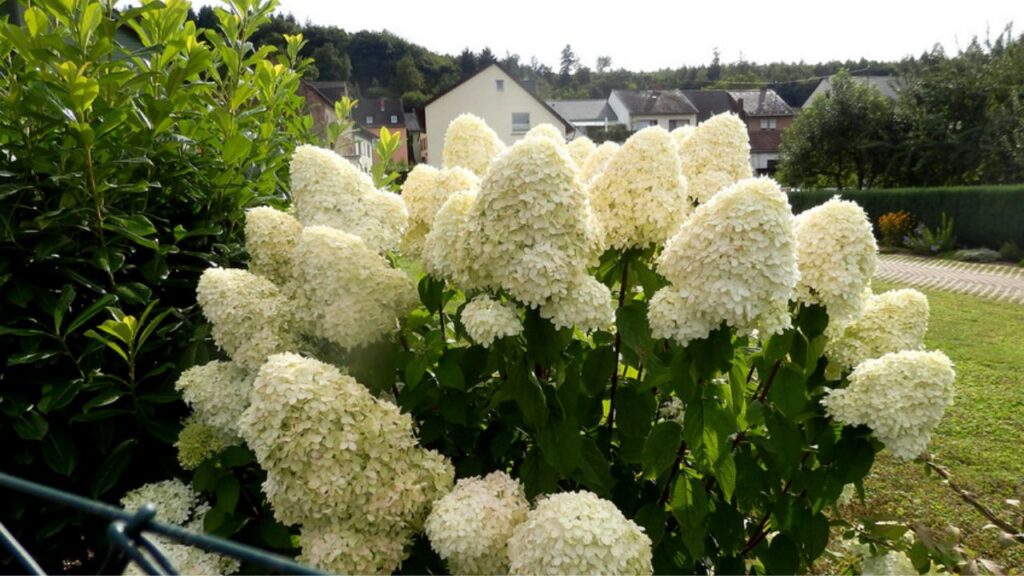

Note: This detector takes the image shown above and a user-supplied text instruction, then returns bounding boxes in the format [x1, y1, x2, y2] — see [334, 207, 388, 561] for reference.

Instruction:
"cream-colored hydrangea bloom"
[175, 415, 235, 470]
[121, 480, 238, 575]
[238, 353, 454, 573]
[401, 165, 479, 258]
[679, 113, 752, 204]
[174, 360, 253, 440]
[671, 124, 696, 152]
[540, 273, 615, 332]
[466, 136, 605, 310]
[579, 141, 619, 184]
[861, 550, 917, 575]
[649, 178, 798, 346]
[423, 189, 482, 288]
[525, 123, 566, 144]
[566, 136, 597, 171]
[507, 491, 653, 575]
[588, 126, 689, 250]
[289, 226, 416, 350]
[823, 350, 955, 461]
[794, 197, 878, 332]
[299, 521, 411, 576]
[827, 289, 929, 375]
[196, 268, 297, 371]
[290, 144, 407, 253]
[244, 206, 302, 286]
[442, 114, 506, 177]
[425, 471, 530, 575]
[460, 295, 522, 348]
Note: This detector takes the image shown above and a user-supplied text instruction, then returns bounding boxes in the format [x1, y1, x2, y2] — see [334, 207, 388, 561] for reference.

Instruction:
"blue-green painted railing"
[0, 471, 324, 575]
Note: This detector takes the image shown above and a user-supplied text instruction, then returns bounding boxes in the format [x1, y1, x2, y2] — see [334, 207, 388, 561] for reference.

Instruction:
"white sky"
[195, 0, 1024, 71]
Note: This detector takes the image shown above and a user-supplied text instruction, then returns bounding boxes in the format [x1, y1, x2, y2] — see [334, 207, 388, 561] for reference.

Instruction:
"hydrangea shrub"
[137, 113, 959, 575]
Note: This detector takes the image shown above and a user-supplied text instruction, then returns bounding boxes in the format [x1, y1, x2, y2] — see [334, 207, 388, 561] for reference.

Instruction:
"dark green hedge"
[787, 185, 1024, 249]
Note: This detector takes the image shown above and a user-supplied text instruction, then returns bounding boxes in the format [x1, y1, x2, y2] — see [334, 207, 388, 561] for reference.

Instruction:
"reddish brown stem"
[605, 258, 631, 444]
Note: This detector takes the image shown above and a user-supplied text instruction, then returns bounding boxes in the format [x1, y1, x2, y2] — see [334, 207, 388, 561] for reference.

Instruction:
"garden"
[1, 1, 1021, 575]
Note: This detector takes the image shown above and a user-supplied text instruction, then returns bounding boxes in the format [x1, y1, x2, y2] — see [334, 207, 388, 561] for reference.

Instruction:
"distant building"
[803, 75, 903, 106]
[336, 126, 375, 174]
[546, 99, 621, 136]
[405, 111, 424, 164]
[308, 81, 353, 104]
[423, 63, 573, 165]
[608, 89, 698, 131]
[352, 97, 409, 164]
[298, 80, 338, 141]
[727, 89, 796, 175]
[680, 90, 742, 123]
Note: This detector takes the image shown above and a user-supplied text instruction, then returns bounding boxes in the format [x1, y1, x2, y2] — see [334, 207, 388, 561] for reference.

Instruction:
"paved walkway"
[875, 254, 1024, 304]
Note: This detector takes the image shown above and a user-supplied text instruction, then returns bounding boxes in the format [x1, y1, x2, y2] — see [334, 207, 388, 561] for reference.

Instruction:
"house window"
[496, 79, 504, 92]
[512, 112, 530, 133]
[390, 114, 399, 124]
[365, 115, 374, 125]
[760, 118, 777, 130]
[648, 120, 658, 128]
[669, 119, 690, 130]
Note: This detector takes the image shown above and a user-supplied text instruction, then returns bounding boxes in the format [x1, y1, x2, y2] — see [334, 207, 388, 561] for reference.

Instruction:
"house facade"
[423, 63, 573, 166]
[353, 97, 409, 164]
[608, 90, 698, 131]
[727, 89, 796, 175]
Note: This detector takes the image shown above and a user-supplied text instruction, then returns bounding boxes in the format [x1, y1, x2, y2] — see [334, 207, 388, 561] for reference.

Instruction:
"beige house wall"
[424, 64, 567, 166]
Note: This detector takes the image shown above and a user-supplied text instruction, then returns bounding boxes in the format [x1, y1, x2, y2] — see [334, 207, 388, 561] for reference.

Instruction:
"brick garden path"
[875, 254, 1024, 304]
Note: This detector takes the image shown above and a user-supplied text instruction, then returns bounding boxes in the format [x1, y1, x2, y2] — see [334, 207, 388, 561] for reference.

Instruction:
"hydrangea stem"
[605, 256, 631, 447]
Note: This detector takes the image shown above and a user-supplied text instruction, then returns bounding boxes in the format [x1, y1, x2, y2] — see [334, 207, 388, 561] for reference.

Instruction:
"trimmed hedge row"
[787, 185, 1024, 249]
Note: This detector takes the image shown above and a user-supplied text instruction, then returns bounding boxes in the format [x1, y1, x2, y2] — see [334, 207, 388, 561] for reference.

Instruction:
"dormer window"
[496, 79, 504, 92]
[390, 114, 399, 124]
[365, 115, 374, 125]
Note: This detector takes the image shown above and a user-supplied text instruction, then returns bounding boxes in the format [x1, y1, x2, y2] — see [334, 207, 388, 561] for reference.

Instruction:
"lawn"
[841, 281, 1024, 572]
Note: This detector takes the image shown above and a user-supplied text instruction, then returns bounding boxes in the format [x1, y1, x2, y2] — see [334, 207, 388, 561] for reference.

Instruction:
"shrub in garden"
[998, 241, 1022, 262]
[166, 112, 961, 574]
[0, 0, 313, 570]
[877, 210, 916, 247]
[905, 213, 956, 255]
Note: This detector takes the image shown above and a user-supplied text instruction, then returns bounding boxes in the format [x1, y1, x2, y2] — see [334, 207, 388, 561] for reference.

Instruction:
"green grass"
[841, 281, 1024, 571]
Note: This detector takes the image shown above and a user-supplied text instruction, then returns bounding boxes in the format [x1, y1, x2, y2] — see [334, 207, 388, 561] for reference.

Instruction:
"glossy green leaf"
[642, 421, 682, 480]
[91, 440, 136, 497]
[42, 428, 77, 476]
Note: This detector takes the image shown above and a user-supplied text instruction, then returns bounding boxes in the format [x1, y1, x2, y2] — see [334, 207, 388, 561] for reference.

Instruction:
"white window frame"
[496, 79, 504, 92]
[365, 115, 374, 125]
[760, 118, 778, 130]
[390, 114, 399, 124]
[512, 112, 530, 133]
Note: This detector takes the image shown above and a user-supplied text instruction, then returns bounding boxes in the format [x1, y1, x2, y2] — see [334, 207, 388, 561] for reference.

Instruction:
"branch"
[658, 441, 689, 506]
[605, 258, 631, 444]
[740, 451, 811, 556]
[925, 454, 1024, 542]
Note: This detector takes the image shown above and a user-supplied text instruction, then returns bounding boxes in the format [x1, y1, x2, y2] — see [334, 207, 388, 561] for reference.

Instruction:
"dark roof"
[680, 90, 738, 123]
[300, 80, 334, 107]
[612, 90, 698, 115]
[423, 63, 573, 132]
[309, 81, 352, 104]
[546, 99, 618, 123]
[727, 89, 794, 117]
[404, 112, 422, 132]
[353, 98, 406, 129]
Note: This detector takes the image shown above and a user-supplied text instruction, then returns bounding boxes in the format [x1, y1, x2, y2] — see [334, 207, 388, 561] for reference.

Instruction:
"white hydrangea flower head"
[507, 491, 653, 576]
[649, 177, 798, 346]
[289, 226, 416, 350]
[658, 396, 685, 424]
[238, 353, 454, 550]
[174, 360, 253, 440]
[827, 289, 930, 375]
[423, 189, 483, 288]
[121, 480, 238, 575]
[196, 268, 298, 371]
[670, 124, 696, 152]
[579, 141, 619, 184]
[442, 114, 506, 177]
[525, 123, 566, 144]
[425, 471, 530, 575]
[460, 295, 522, 348]
[290, 144, 407, 253]
[401, 165, 480, 258]
[566, 136, 597, 171]
[244, 206, 302, 286]
[861, 551, 917, 576]
[299, 520, 411, 575]
[175, 415, 236, 470]
[794, 197, 878, 332]
[679, 113, 752, 204]
[823, 350, 955, 461]
[588, 126, 689, 250]
[540, 273, 615, 333]
[466, 136, 604, 310]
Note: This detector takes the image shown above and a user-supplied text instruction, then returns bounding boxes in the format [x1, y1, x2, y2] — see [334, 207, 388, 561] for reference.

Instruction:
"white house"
[423, 63, 573, 166]
[607, 90, 698, 131]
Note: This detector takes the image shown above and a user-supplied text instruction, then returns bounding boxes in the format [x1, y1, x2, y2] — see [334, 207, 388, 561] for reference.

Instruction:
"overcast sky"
[196, 0, 1023, 71]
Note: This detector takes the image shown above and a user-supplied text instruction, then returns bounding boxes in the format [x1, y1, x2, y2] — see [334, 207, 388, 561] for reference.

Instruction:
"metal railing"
[0, 471, 324, 575]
